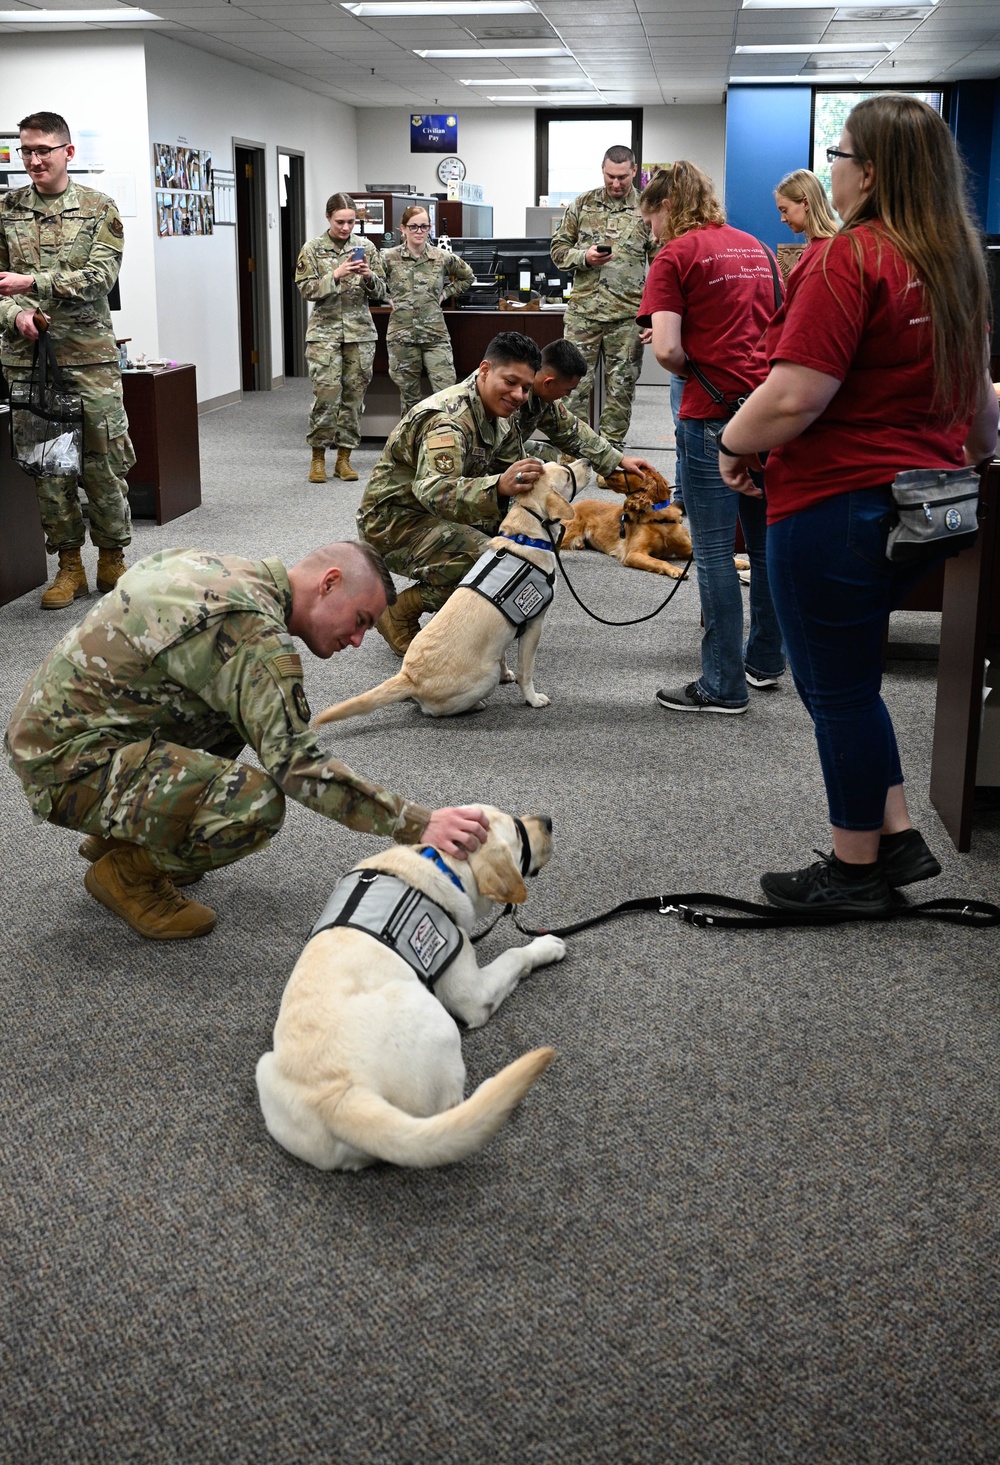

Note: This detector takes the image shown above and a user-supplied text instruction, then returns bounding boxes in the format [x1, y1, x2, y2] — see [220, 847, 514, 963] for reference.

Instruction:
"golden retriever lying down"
[561, 467, 693, 579]
[255, 807, 564, 1172]
[313, 459, 586, 724]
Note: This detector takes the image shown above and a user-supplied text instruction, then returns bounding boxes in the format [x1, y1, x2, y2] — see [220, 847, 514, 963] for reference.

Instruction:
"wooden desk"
[929, 458, 1000, 850]
[0, 405, 47, 607]
[364, 307, 569, 438]
[122, 364, 201, 524]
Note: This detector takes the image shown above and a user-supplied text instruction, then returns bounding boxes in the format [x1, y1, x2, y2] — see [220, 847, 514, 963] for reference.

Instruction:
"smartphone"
[352, 246, 365, 262]
[595, 244, 612, 255]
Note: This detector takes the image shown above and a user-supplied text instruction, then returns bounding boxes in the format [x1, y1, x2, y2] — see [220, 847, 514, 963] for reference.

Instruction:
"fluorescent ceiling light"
[729, 72, 869, 82]
[743, 0, 933, 7]
[0, 8, 161, 20]
[415, 47, 567, 56]
[736, 41, 892, 51]
[463, 77, 589, 85]
[489, 92, 601, 101]
[344, 0, 535, 15]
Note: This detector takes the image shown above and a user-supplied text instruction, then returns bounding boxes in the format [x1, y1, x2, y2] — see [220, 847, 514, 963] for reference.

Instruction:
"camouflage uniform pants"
[387, 338, 458, 417]
[7, 362, 135, 554]
[561, 314, 643, 448]
[46, 736, 286, 877]
[305, 340, 376, 450]
[359, 505, 495, 614]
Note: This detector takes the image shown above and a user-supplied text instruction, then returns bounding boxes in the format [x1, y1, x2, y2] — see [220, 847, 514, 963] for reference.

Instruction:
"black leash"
[506, 890, 1000, 935]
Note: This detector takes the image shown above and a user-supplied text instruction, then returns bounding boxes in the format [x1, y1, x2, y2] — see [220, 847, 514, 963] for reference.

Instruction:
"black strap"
[684, 244, 782, 418]
[508, 891, 1000, 935]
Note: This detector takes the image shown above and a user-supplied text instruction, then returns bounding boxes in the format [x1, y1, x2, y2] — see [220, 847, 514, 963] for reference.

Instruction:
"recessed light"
[735, 42, 893, 51]
[489, 92, 602, 102]
[463, 77, 589, 85]
[729, 72, 870, 81]
[0, 8, 161, 20]
[415, 47, 568, 57]
[743, 0, 933, 7]
[344, 1, 536, 15]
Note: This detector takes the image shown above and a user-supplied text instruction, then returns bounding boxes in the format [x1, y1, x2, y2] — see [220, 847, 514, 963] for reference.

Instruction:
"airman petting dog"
[357, 331, 549, 655]
[381, 205, 474, 416]
[296, 192, 387, 484]
[550, 145, 657, 452]
[5, 541, 488, 942]
[0, 109, 135, 609]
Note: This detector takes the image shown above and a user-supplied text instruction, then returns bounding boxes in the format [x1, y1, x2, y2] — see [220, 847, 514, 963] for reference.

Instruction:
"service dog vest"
[459, 546, 554, 633]
[308, 868, 464, 987]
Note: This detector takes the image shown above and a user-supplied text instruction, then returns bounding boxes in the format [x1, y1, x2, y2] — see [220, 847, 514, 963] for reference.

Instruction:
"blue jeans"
[766, 488, 931, 830]
[677, 417, 785, 707]
[670, 375, 686, 500]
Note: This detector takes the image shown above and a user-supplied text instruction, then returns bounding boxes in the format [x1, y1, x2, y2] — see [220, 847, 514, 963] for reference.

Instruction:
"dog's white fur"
[255, 807, 565, 1171]
[313, 460, 588, 724]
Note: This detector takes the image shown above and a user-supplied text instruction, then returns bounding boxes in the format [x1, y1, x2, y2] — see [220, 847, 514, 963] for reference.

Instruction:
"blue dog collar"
[503, 532, 553, 551]
[420, 846, 465, 891]
[651, 500, 672, 511]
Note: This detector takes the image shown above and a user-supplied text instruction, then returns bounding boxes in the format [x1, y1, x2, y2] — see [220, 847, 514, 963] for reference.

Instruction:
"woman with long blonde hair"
[774, 168, 838, 245]
[636, 161, 785, 713]
[718, 94, 998, 915]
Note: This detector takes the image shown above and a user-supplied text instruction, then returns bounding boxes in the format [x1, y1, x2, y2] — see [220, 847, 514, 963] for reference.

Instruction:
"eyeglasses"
[404, 223, 431, 231]
[18, 144, 70, 161]
[826, 147, 861, 164]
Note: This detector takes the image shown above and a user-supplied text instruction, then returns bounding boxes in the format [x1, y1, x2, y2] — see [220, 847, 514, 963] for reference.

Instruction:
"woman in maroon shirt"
[718, 94, 998, 916]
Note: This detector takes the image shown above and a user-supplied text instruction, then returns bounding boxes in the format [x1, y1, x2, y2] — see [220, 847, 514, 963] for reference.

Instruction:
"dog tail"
[313, 672, 415, 725]
[315, 1047, 556, 1168]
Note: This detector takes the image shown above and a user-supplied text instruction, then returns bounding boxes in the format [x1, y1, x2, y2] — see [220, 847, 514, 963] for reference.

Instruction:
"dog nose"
[541, 815, 553, 832]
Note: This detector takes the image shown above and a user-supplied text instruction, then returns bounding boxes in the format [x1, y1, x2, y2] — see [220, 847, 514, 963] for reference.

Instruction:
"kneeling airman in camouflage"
[5, 541, 488, 941]
[382, 205, 473, 417]
[356, 331, 548, 655]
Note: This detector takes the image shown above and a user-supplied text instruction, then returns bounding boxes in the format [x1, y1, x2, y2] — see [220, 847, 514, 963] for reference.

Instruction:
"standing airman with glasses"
[0, 110, 134, 609]
[380, 206, 473, 417]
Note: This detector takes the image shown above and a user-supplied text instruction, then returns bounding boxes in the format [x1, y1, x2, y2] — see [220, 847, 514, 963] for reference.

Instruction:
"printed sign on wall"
[410, 114, 458, 154]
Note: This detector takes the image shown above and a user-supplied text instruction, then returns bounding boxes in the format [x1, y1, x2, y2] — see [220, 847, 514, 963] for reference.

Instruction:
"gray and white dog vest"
[308, 867, 464, 987]
[459, 547, 554, 633]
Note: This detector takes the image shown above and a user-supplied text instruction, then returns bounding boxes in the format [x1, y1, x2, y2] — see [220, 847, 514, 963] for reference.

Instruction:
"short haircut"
[19, 111, 71, 142]
[483, 332, 542, 372]
[325, 192, 356, 218]
[351, 540, 397, 605]
[540, 338, 587, 380]
[603, 145, 636, 168]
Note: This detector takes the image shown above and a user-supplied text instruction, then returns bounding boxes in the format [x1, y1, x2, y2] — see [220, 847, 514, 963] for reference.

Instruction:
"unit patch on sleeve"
[292, 683, 312, 723]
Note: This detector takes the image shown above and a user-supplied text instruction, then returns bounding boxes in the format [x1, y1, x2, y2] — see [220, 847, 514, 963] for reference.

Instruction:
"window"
[535, 108, 643, 207]
[811, 89, 944, 202]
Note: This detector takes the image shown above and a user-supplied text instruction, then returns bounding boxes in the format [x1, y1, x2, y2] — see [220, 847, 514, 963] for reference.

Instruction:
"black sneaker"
[655, 682, 748, 715]
[745, 671, 780, 690]
[879, 828, 942, 887]
[761, 850, 895, 918]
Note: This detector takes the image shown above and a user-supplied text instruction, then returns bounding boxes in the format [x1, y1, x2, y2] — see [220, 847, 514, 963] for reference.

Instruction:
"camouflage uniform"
[0, 180, 134, 553]
[295, 229, 387, 450]
[381, 244, 474, 415]
[357, 374, 512, 612]
[4, 549, 432, 878]
[491, 390, 624, 476]
[550, 186, 656, 447]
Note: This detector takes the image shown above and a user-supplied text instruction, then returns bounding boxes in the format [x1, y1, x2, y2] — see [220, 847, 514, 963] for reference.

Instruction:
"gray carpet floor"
[2, 379, 999, 1464]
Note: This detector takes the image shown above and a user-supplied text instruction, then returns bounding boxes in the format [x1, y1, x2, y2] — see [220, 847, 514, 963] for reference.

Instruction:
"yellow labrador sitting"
[255, 807, 565, 1172]
[313, 460, 588, 725]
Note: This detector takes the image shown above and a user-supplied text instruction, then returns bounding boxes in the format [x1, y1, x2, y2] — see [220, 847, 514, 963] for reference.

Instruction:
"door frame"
[233, 137, 272, 392]
[277, 146, 308, 380]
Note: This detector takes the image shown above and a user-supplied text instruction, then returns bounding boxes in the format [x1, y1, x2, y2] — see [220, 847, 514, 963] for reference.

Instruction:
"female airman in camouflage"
[381, 206, 473, 417]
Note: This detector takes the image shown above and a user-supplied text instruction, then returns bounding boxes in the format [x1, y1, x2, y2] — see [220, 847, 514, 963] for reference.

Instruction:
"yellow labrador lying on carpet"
[313, 460, 587, 724]
[255, 807, 565, 1172]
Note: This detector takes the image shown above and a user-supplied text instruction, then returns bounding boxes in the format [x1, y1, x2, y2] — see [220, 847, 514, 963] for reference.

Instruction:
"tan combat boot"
[78, 833, 203, 886]
[84, 844, 217, 940]
[334, 447, 359, 481]
[40, 548, 88, 610]
[96, 548, 127, 593]
[375, 584, 423, 656]
[308, 448, 327, 483]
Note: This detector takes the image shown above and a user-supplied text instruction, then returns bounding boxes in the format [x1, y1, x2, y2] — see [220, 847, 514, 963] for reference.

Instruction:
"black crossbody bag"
[684, 244, 783, 442]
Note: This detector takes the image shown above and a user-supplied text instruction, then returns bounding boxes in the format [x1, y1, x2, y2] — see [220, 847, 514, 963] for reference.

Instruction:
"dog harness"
[459, 546, 555, 633]
[308, 858, 464, 987]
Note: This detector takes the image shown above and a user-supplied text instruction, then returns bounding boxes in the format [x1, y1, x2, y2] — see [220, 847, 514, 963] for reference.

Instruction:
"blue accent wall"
[725, 87, 812, 247]
[950, 80, 998, 232]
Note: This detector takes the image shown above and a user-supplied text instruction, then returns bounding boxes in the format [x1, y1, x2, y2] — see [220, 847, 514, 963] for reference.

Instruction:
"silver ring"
[516, 471, 523, 482]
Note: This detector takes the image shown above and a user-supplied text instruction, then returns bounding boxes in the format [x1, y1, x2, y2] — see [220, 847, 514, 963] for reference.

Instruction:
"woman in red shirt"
[718, 94, 998, 916]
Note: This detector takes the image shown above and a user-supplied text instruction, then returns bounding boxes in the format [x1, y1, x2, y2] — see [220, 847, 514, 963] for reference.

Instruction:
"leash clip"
[660, 900, 711, 927]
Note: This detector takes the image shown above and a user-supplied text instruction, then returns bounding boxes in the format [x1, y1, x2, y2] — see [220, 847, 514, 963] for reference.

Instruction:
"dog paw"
[499, 664, 516, 684]
[529, 934, 566, 967]
[524, 692, 550, 708]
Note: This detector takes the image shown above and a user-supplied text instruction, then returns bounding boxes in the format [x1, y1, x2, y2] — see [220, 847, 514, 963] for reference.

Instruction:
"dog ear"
[601, 471, 627, 494]
[469, 837, 528, 906]
[545, 486, 575, 521]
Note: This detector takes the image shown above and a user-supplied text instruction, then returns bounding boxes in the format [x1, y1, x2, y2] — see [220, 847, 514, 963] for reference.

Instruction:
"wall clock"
[436, 155, 466, 185]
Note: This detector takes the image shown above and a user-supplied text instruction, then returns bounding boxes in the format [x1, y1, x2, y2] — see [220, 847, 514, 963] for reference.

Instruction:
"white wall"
[356, 108, 536, 237]
[641, 105, 727, 192]
[0, 32, 158, 360]
[143, 32, 360, 404]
